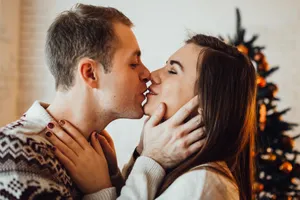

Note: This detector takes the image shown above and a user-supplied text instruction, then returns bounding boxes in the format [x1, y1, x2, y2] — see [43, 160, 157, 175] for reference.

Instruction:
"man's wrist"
[133, 146, 141, 159]
[110, 169, 121, 180]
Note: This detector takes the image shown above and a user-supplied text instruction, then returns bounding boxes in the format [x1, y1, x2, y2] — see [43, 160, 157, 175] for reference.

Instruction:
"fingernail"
[198, 108, 203, 114]
[47, 122, 54, 129]
[59, 120, 65, 126]
[46, 131, 52, 137]
[51, 146, 56, 151]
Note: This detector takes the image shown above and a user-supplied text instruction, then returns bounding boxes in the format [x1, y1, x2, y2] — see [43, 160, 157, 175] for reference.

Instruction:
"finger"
[57, 120, 89, 149]
[97, 134, 115, 158]
[184, 127, 205, 146]
[47, 121, 83, 155]
[99, 130, 115, 151]
[52, 146, 76, 170]
[46, 131, 78, 163]
[91, 132, 105, 157]
[187, 140, 204, 156]
[98, 135, 118, 174]
[146, 103, 166, 127]
[180, 114, 203, 135]
[171, 96, 199, 125]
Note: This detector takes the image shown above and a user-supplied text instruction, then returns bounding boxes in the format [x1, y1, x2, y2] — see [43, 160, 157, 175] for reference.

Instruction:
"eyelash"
[131, 63, 139, 68]
[168, 70, 177, 75]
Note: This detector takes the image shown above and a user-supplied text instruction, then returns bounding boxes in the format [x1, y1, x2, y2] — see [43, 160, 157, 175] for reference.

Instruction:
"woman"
[46, 34, 257, 200]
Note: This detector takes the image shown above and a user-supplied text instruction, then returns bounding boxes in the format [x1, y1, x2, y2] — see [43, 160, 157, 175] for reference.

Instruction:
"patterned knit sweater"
[0, 101, 83, 200]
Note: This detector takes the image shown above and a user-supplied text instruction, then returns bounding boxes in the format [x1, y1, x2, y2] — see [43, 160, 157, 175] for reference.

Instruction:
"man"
[0, 4, 201, 199]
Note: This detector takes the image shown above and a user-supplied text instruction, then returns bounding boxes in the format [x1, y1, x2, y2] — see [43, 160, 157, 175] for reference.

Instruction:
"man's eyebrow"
[169, 60, 184, 71]
[132, 50, 141, 57]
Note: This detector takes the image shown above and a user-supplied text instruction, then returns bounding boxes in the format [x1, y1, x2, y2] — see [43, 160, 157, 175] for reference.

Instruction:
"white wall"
[13, 0, 300, 167]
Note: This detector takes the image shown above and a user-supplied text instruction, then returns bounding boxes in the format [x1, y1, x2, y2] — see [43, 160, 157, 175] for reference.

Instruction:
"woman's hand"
[142, 96, 206, 169]
[97, 131, 119, 177]
[45, 120, 112, 194]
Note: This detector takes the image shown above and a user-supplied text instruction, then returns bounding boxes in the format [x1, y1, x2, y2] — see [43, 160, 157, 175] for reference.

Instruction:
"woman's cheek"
[163, 83, 183, 119]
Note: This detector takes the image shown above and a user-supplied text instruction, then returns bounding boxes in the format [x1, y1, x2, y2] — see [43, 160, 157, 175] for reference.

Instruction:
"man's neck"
[46, 91, 113, 140]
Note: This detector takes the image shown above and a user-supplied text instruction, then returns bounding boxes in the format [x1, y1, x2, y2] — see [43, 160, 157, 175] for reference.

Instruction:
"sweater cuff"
[83, 187, 117, 200]
[131, 156, 166, 185]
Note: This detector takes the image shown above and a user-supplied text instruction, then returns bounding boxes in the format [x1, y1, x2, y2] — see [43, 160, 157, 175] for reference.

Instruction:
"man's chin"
[130, 106, 145, 119]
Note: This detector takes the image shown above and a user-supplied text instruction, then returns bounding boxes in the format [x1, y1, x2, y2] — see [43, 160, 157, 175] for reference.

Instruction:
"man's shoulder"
[0, 116, 81, 199]
[0, 123, 83, 199]
[0, 123, 73, 187]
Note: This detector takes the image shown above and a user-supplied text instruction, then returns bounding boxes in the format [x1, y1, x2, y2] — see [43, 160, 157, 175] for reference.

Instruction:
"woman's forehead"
[169, 44, 203, 69]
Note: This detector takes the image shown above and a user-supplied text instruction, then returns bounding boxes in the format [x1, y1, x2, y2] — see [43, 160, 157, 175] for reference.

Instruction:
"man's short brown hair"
[45, 4, 133, 90]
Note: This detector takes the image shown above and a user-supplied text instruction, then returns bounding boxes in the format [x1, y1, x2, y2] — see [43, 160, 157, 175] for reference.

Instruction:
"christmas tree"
[220, 8, 300, 200]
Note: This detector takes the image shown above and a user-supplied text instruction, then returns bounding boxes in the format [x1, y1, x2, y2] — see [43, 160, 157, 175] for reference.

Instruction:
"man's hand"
[142, 96, 205, 169]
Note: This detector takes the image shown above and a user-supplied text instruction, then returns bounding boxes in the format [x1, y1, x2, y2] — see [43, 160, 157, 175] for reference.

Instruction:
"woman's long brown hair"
[156, 34, 257, 200]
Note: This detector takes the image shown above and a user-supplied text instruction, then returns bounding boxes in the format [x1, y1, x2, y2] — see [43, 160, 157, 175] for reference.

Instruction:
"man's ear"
[78, 58, 100, 88]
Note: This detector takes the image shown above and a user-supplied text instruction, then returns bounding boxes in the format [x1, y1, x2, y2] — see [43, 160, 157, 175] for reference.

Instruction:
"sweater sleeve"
[83, 156, 165, 200]
[0, 134, 75, 199]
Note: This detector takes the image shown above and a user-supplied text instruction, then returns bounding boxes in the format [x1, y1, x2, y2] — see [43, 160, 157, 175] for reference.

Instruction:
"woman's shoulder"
[158, 162, 239, 200]
[182, 161, 239, 199]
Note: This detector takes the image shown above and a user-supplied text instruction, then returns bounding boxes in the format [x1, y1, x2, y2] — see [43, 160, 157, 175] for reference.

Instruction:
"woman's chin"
[143, 103, 153, 116]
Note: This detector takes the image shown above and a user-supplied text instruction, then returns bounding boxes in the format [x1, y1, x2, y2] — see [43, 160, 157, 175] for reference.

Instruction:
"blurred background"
[0, 0, 299, 171]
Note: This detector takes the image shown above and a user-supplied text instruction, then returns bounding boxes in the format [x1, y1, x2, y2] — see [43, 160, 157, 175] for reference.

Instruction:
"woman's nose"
[150, 69, 161, 84]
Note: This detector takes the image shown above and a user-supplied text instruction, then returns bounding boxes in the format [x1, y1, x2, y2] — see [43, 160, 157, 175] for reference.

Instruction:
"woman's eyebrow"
[170, 60, 184, 71]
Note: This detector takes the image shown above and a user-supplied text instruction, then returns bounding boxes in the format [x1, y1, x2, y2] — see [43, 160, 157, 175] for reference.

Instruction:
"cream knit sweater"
[84, 154, 239, 200]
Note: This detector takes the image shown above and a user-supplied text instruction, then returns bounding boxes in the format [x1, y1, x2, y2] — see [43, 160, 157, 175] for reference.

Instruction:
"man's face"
[97, 23, 150, 119]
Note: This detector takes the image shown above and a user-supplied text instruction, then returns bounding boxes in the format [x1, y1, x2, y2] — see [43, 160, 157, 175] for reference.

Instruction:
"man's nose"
[139, 64, 151, 83]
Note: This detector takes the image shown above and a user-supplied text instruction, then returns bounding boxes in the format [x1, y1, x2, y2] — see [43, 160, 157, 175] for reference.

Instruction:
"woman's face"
[144, 43, 202, 119]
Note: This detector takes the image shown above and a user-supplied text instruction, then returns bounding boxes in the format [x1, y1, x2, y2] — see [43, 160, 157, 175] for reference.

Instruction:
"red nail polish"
[46, 132, 52, 137]
[47, 123, 54, 129]
[59, 120, 65, 126]
[51, 146, 56, 151]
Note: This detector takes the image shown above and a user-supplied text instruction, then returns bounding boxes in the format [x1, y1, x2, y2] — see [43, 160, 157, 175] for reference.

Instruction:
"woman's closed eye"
[168, 67, 177, 75]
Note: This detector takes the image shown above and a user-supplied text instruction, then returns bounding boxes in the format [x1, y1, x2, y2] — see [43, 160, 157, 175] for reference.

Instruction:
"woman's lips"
[148, 87, 158, 95]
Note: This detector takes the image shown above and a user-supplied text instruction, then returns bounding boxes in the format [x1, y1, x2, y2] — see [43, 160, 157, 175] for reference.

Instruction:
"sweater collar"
[24, 101, 53, 127]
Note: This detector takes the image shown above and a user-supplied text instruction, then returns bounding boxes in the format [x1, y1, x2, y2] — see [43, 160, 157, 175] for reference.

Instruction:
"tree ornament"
[237, 44, 249, 55]
[258, 103, 267, 131]
[254, 52, 265, 62]
[279, 162, 293, 173]
[261, 153, 277, 162]
[291, 177, 299, 185]
[257, 76, 267, 87]
[253, 182, 264, 193]
[258, 59, 270, 71]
